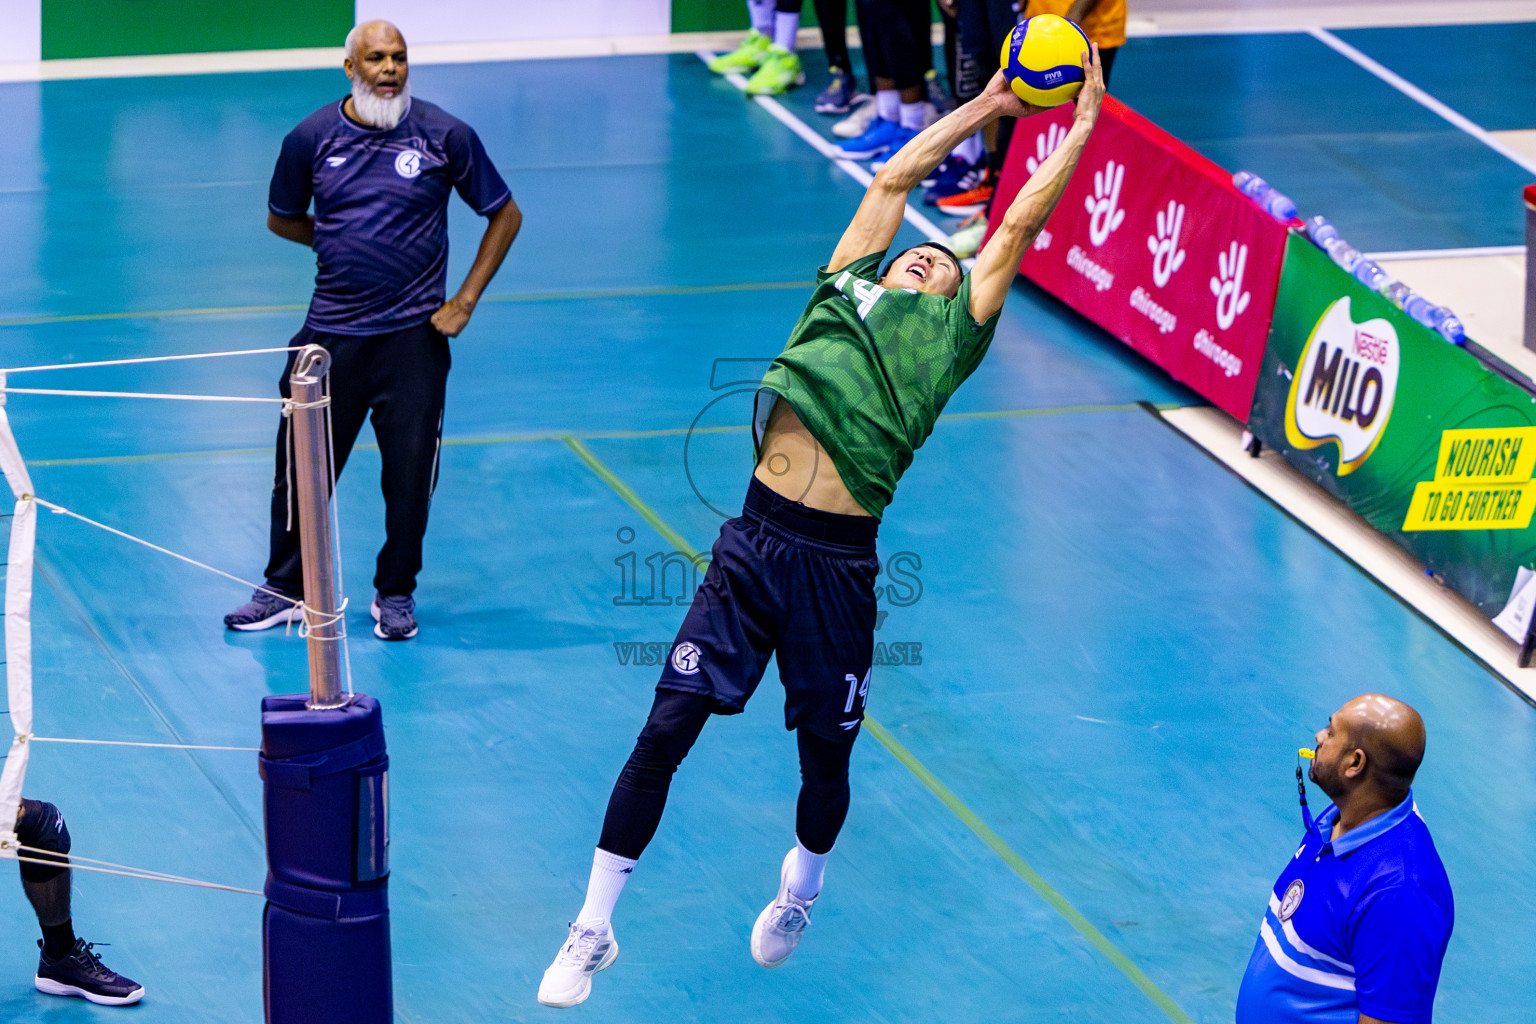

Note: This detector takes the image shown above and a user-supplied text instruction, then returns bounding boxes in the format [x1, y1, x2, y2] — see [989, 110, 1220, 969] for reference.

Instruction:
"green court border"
[561, 435, 1197, 1024]
[23, 404, 1159, 468]
[0, 280, 818, 329]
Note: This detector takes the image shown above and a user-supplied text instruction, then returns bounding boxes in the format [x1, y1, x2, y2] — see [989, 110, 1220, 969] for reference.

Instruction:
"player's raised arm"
[968, 47, 1104, 323]
[828, 85, 1047, 274]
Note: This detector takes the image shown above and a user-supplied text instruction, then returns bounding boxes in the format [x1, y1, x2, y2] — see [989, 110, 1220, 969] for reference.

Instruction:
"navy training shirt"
[269, 97, 511, 335]
[1236, 792, 1454, 1024]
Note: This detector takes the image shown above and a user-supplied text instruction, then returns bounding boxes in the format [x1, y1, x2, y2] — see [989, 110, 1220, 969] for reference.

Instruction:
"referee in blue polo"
[225, 19, 522, 640]
[1237, 694, 1454, 1024]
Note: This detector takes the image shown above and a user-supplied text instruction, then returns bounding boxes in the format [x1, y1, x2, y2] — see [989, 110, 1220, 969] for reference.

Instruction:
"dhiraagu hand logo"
[1284, 297, 1399, 476]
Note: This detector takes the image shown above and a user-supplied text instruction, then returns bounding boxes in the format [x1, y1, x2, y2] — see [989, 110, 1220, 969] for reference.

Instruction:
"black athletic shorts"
[656, 477, 880, 740]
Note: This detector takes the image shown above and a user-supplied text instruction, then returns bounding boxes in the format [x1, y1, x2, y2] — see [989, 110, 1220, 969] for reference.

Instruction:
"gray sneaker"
[371, 593, 418, 640]
[224, 588, 303, 631]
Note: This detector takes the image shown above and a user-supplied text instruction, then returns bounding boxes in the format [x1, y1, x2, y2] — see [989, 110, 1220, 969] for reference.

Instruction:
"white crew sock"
[786, 839, 829, 901]
[899, 100, 925, 132]
[773, 11, 800, 51]
[575, 848, 636, 927]
[747, 0, 774, 36]
[952, 131, 984, 164]
[875, 89, 900, 124]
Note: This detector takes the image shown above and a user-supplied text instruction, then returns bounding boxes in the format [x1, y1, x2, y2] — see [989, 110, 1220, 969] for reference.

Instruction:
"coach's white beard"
[351, 79, 411, 130]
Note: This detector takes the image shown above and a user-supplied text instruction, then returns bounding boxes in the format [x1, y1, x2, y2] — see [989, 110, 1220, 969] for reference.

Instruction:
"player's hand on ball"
[431, 296, 474, 337]
[1073, 43, 1105, 129]
[983, 70, 1047, 120]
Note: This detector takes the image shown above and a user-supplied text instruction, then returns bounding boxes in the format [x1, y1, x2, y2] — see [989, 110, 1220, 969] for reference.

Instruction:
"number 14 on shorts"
[843, 669, 871, 715]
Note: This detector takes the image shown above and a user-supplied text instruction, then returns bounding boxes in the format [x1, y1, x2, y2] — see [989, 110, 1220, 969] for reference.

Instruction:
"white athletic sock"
[786, 839, 828, 901]
[953, 131, 984, 164]
[899, 100, 925, 132]
[575, 848, 636, 928]
[747, 0, 774, 37]
[773, 11, 800, 51]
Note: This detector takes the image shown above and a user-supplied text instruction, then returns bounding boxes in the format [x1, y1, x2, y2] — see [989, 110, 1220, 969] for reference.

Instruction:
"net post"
[286, 345, 346, 710]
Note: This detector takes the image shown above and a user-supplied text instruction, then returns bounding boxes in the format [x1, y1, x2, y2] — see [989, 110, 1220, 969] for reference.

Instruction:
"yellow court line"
[0, 280, 816, 329]
[21, 404, 1155, 468]
[560, 440, 1197, 1024]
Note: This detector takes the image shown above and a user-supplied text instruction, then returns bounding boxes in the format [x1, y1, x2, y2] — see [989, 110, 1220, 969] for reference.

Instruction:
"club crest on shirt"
[394, 149, 423, 179]
[670, 641, 702, 676]
[1278, 879, 1304, 921]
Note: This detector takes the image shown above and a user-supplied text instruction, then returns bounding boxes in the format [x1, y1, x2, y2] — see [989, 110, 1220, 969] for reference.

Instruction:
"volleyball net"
[0, 346, 352, 896]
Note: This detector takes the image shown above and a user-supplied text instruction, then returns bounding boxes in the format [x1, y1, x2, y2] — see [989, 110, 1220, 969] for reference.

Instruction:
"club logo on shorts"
[1278, 879, 1305, 921]
[394, 149, 423, 179]
[670, 642, 702, 676]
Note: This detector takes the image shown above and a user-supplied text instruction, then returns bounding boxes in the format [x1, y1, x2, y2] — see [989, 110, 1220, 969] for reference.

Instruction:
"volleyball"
[1000, 14, 1091, 107]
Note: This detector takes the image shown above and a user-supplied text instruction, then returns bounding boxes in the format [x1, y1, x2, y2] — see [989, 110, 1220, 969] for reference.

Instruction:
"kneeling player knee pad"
[16, 800, 71, 883]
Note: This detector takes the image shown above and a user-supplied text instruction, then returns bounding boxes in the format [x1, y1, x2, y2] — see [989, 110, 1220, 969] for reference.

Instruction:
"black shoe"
[36, 939, 144, 1006]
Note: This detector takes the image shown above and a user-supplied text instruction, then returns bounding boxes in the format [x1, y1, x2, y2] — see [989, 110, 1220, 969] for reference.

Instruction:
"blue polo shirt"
[1236, 792, 1453, 1024]
[269, 97, 511, 335]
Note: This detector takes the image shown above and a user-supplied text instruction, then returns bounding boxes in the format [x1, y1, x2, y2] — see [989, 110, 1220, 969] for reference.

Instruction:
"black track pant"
[809, 0, 854, 78]
[597, 690, 856, 860]
[264, 320, 449, 599]
[854, 0, 933, 91]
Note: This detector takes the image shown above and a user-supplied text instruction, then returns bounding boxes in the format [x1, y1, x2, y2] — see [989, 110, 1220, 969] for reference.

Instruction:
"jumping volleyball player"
[537, 48, 1105, 1008]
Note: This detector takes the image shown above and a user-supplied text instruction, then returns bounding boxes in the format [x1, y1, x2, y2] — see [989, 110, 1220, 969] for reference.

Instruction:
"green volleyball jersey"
[757, 250, 1000, 518]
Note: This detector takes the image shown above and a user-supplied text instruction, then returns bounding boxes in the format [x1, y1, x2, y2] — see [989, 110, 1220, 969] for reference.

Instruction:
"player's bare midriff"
[753, 398, 874, 517]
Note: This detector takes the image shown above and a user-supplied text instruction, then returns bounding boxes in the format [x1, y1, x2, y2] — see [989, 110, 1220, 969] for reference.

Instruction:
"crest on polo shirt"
[1278, 880, 1305, 921]
[394, 149, 422, 179]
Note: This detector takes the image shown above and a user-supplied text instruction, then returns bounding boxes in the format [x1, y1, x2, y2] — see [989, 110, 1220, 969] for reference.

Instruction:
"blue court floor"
[2, 22, 1535, 1024]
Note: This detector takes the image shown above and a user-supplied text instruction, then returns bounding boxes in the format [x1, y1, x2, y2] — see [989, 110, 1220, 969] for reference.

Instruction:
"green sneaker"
[946, 218, 988, 259]
[708, 30, 772, 75]
[744, 46, 805, 95]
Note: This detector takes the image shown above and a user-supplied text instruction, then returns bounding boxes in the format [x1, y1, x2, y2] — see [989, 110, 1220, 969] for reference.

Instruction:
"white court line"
[698, 51, 958, 249]
[1309, 27, 1536, 178]
[1368, 245, 1527, 261]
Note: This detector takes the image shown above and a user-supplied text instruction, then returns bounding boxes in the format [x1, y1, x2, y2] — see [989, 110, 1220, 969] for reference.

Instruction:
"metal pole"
[287, 345, 346, 710]
[1524, 185, 1536, 354]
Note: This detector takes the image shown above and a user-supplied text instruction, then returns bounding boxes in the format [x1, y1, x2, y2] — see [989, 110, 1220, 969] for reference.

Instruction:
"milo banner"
[988, 95, 1289, 421]
[1248, 233, 1536, 616]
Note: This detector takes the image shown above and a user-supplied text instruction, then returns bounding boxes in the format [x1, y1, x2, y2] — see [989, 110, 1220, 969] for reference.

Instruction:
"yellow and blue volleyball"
[1000, 14, 1091, 106]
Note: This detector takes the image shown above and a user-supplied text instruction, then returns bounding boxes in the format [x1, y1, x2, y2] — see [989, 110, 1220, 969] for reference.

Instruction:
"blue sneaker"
[867, 127, 922, 174]
[35, 939, 144, 1006]
[923, 152, 988, 205]
[835, 118, 903, 160]
[371, 593, 418, 641]
[814, 67, 857, 114]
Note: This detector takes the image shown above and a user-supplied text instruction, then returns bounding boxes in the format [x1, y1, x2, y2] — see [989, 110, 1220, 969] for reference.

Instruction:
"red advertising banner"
[987, 95, 1289, 421]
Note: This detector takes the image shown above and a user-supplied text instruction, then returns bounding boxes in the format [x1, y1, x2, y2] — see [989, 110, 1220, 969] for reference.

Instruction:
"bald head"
[345, 20, 405, 61]
[1312, 694, 1425, 803]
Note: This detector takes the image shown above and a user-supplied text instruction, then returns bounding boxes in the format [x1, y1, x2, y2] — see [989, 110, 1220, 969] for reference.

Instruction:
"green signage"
[1248, 233, 1536, 615]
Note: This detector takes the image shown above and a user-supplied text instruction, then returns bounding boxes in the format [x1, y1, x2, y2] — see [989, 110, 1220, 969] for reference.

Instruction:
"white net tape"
[0, 399, 36, 860]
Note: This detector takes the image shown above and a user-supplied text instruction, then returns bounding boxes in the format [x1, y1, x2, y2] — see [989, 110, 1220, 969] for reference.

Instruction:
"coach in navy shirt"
[225, 19, 522, 640]
[1238, 694, 1453, 1024]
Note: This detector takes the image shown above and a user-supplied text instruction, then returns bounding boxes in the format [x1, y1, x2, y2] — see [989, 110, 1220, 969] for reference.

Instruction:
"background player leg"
[225, 329, 373, 630]
[16, 800, 143, 1005]
[368, 323, 451, 640]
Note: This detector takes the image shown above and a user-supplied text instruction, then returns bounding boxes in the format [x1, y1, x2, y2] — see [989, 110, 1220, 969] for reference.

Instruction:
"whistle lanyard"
[1296, 760, 1321, 838]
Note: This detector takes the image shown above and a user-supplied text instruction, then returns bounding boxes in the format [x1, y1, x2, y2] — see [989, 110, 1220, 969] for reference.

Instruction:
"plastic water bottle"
[1233, 170, 1299, 222]
[1353, 259, 1388, 291]
[1405, 296, 1445, 329]
[1437, 312, 1467, 345]
[1328, 241, 1364, 274]
[1382, 279, 1412, 307]
[1305, 215, 1335, 243]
